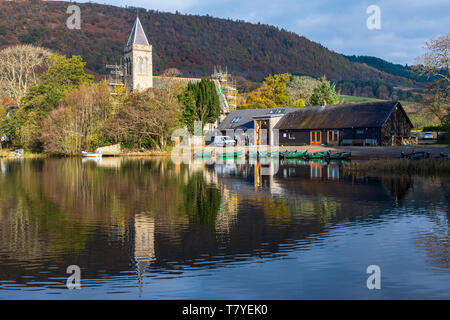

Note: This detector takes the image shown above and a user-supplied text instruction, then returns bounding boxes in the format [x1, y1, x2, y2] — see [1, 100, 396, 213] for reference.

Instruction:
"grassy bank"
[0, 149, 46, 158]
[344, 158, 450, 175]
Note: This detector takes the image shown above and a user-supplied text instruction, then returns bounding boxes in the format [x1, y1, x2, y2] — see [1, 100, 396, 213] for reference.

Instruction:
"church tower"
[123, 17, 153, 91]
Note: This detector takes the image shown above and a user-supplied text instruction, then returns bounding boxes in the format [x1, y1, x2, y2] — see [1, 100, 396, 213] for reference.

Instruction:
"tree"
[242, 73, 291, 109]
[14, 54, 93, 151]
[286, 75, 321, 103]
[308, 76, 340, 106]
[376, 85, 389, 99]
[179, 78, 220, 132]
[105, 88, 181, 149]
[414, 34, 449, 128]
[293, 99, 306, 107]
[178, 89, 197, 134]
[0, 45, 52, 104]
[41, 82, 113, 155]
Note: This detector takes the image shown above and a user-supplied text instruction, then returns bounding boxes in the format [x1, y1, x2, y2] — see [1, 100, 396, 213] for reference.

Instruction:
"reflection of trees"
[381, 176, 412, 203]
[183, 172, 221, 225]
[263, 197, 291, 226]
[413, 212, 449, 269]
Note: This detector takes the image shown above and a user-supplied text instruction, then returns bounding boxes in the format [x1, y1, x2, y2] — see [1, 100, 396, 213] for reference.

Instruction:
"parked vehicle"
[422, 132, 434, 140]
[213, 136, 236, 147]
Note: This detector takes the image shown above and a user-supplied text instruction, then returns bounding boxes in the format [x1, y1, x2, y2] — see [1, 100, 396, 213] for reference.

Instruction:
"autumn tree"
[241, 73, 291, 109]
[414, 34, 449, 127]
[308, 76, 340, 106]
[105, 88, 181, 149]
[13, 55, 93, 151]
[0, 45, 52, 104]
[41, 82, 113, 155]
[286, 75, 321, 104]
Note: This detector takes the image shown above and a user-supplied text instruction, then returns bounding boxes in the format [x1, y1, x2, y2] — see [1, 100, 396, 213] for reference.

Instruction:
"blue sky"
[76, 0, 448, 66]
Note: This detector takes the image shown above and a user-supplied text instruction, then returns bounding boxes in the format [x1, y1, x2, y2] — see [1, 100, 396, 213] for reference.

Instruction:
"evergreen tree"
[308, 76, 340, 106]
[179, 78, 220, 133]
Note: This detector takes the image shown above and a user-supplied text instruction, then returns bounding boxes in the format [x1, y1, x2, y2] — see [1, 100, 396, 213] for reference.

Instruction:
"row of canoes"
[194, 149, 351, 160]
[282, 150, 351, 160]
[400, 151, 431, 160]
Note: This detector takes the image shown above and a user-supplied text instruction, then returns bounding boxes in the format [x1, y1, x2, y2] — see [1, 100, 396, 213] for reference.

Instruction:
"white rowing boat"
[81, 151, 102, 158]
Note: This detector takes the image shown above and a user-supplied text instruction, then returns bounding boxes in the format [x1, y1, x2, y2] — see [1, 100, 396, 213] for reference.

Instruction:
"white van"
[213, 136, 236, 147]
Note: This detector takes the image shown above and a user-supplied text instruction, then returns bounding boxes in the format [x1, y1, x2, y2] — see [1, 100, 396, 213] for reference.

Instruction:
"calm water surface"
[0, 157, 448, 299]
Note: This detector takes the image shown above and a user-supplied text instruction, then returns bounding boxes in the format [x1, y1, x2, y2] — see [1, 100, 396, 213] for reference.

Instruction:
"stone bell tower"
[123, 17, 153, 91]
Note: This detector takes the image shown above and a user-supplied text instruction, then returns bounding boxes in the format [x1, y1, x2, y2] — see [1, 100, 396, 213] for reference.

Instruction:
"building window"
[288, 133, 295, 140]
[327, 130, 339, 143]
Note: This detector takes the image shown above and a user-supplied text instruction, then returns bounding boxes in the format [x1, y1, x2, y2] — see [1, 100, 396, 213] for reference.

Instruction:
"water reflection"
[0, 157, 448, 298]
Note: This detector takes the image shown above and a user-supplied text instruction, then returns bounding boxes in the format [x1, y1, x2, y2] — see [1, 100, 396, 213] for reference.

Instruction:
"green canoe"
[308, 150, 331, 159]
[219, 150, 243, 158]
[269, 151, 280, 158]
[247, 151, 259, 158]
[328, 152, 351, 160]
[286, 150, 308, 159]
[281, 150, 297, 158]
[194, 151, 213, 158]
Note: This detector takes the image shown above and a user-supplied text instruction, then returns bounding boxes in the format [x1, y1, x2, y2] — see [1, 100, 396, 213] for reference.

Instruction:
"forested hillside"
[0, 0, 423, 86]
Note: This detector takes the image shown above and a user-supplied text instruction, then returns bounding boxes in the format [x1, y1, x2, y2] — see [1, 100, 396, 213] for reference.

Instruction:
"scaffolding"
[211, 66, 238, 114]
[105, 60, 124, 94]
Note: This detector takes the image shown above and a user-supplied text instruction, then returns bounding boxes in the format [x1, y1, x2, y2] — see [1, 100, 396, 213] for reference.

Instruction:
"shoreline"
[1, 145, 449, 160]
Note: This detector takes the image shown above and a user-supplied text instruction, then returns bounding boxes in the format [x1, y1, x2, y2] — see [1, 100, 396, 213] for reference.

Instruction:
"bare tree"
[0, 45, 52, 104]
[414, 34, 450, 125]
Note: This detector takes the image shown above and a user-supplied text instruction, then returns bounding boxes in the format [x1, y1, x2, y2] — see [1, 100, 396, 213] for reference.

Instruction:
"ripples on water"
[0, 157, 448, 299]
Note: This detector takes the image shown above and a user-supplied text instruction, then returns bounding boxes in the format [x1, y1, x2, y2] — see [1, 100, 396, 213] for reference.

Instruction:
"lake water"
[0, 157, 448, 299]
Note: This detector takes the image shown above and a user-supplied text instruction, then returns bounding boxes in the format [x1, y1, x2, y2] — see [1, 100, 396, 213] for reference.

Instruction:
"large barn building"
[218, 101, 413, 146]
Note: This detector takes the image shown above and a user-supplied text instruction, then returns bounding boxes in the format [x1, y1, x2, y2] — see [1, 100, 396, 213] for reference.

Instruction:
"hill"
[344, 55, 430, 83]
[0, 0, 424, 86]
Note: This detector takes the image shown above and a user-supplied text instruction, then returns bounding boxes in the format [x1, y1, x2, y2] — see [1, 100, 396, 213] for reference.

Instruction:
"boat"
[281, 150, 297, 158]
[194, 151, 213, 158]
[307, 150, 330, 159]
[247, 151, 259, 158]
[400, 151, 429, 160]
[269, 151, 280, 158]
[259, 151, 270, 158]
[285, 150, 308, 159]
[328, 152, 351, 160]
[82, 151, 102, 158]
[218, 150, 243, 158]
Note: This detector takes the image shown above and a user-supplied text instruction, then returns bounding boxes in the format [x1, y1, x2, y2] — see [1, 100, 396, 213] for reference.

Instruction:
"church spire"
[127, 16, 149, 46]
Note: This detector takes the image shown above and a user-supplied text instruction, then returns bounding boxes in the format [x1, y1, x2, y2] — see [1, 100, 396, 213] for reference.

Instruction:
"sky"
[75, 0, 449, 66]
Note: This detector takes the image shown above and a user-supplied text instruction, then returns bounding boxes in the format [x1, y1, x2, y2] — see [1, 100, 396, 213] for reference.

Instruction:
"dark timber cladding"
[274, 101, 413, 146]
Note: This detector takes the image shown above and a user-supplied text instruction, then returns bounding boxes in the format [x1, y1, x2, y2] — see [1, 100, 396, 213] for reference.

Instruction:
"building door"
[310, 131, 321, 145]
[255, 119, 270, 145]
[327, 130, 339, 145]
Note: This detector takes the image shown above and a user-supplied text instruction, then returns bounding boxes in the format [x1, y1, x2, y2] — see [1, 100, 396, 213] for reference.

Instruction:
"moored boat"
[82, 151, 102, 158]
[285, 150, 308, 159]
[307, 150, 330, 159]
[328, 152, 351, 160]
[194, 151, 213, 158]
[400, 151, 429, 160]
[218, 150, 243, 158]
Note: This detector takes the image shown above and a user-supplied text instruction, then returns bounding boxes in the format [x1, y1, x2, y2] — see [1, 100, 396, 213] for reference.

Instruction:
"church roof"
[127, 17, 149, 46]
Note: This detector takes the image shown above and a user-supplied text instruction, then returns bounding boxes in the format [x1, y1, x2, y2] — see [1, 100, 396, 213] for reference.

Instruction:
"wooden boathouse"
[217, 101, 413, 146]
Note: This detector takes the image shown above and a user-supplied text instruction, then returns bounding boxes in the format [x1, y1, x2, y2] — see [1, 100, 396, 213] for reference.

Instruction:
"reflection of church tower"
[123, 17, 153, 91]
[134, 214, 155, 284]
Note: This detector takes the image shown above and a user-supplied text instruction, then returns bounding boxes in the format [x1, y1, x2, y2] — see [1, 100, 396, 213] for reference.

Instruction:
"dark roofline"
[381, 101, 413, 128]
[274, 101, 413, 131]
